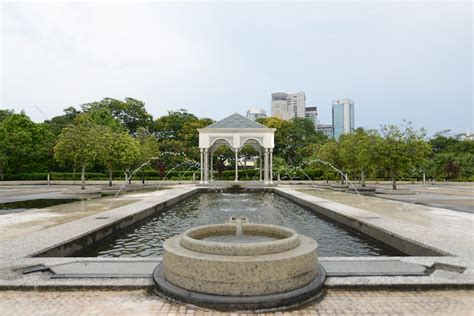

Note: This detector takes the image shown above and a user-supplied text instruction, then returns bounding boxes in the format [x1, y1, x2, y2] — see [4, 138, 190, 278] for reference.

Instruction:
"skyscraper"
[332, 99, 355, 139]
[317, 124, 334, 139]
[271, 92, 305, 120]
[304, 106, 318, 129]
[246, 108, 267, 121]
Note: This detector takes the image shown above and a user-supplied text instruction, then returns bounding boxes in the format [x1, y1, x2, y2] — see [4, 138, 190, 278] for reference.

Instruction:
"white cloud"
[1, 1, 472, 134]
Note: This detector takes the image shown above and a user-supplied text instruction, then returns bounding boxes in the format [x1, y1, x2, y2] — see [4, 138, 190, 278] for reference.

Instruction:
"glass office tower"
[332, 99, 354, 139]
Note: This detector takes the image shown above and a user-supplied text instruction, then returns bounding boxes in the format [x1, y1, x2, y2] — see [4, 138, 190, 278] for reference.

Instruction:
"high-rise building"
[246, 108, 267, 121]
[304, 106, 318, 129]
[317, 124, 334, 139]
[271, 92, 305, 120]
[332, 99, 355, 139]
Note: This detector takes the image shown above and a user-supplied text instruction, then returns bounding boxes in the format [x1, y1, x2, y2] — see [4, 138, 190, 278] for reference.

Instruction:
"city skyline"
[2, 2, 472, 136]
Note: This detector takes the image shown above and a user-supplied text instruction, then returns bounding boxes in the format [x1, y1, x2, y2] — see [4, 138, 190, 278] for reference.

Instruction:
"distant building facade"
[317, 124, 334, 139]
[458, 130, 474, 141]
[332, 99, 355, 139]
[304, 106, 318, 129]
[271, 91, 305, 120]
[246, 108, 267, 121]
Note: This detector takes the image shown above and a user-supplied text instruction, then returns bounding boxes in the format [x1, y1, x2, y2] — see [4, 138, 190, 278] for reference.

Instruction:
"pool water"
[0, 199, 79, 215]
[81, 192, 402, 257]
[201, 235, 278, 243]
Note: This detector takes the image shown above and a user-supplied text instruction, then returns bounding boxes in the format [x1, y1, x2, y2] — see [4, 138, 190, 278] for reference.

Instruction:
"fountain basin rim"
[180, 223, 300, 256]
[153, 262, 326, 311]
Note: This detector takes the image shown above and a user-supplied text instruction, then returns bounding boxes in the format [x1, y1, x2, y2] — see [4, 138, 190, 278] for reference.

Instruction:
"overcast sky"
[1, 1, 472, 135]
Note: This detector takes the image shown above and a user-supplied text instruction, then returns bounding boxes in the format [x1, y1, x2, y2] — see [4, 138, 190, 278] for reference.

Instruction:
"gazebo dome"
[197, 113, 276, 184]
[204, 113, 267, 129]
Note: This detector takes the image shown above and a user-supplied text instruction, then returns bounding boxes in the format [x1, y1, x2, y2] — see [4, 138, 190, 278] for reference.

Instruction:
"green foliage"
[0, 109, 15, 123]
[54, 113, 113, 188]
[46, 106, 80, 136]
[54, 114, 107, 169]
[257, 116, 326, 165]
[134, 127, 160, 165]
[339, 128, 380, 186]
[214, 169, 259, 181]
[213, 146, 234, 174]
[376, 122, 431, 189]
[101, 129, 140, 185]
[315, 140, 343, 179]
[154, 109, 199, 140]
[154, 109, 214, 167]
[0, 113, 55, 175]
[82, 97, 153, 134]
[1, 101, 471, 185]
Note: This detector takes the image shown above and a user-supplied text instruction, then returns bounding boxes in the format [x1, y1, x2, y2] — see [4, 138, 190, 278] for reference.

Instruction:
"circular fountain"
[153, 217, 326, 310]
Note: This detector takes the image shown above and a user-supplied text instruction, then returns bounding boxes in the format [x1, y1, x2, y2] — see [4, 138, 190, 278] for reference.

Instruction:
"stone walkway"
[1, 289, 473, 315]
[296, 188, 473, 235]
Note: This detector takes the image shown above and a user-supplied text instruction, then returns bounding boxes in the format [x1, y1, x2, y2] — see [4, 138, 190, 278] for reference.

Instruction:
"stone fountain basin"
[162, 224, 319, 296]
[180, 224, 300, 255]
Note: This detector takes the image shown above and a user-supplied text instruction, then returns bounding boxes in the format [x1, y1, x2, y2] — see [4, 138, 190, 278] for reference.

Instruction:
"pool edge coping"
[0, 185, 472, 289]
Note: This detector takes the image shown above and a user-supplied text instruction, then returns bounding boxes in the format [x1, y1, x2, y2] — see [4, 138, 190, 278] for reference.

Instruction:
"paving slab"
[321, 259, 427, 276]
[49, 260, 160, 278]
[45, 259, 427, 279]
[0, 185, 199, 258]
[2, 288, 473, 315]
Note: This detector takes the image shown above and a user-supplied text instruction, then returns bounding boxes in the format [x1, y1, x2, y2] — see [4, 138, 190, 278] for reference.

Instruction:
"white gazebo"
[198, 113, 276, 184]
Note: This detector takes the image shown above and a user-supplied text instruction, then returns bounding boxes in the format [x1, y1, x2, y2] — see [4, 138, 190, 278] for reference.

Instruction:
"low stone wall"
[0, 186, 200, 259]
[274, 188, 446, 257]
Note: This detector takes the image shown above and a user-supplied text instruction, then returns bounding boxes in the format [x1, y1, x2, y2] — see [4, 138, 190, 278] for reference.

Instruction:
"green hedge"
[2, 171, 201, 181]
[3, 172, 109, 181]
[13, 168, 471, 181]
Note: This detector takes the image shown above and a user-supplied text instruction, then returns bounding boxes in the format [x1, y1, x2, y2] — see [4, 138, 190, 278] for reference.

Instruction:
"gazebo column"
[234, 148, 239, 182]
[200, 148, 203, 184]
[264, 148, 269, 183]
[269, 148, 273, 184]
[204, 148, 209, 183]
[259, 148, 263, 182]
[210, 150, 213, 182]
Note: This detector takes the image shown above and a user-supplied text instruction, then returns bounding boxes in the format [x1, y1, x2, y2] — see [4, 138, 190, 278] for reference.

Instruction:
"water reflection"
[82, 192, 401, 257]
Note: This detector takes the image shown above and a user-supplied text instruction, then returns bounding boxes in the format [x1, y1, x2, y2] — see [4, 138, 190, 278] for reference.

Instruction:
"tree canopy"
[81, 97, 154, 134]
[1, 100, 472, 185]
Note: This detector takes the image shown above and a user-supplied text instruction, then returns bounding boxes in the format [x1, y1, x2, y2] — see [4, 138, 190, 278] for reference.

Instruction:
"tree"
[0, 109, 14, 123]
[154, 110, 214, 168]
[54, 114, 108, 189]
[0, 113, 55, 175]
[377, 122, 431, 189]
[46, 106, 80, 136]
[240, 144, 258, 168]
[257, 116, 325, 165]
[339, 128, 380, 186]
[315, 140, 344, 183]
[134, 127, 160, 183]
[0, 151, 6, 181]
[428, 134, 473, 181]
[213, 146, 234, 178]
[154, 109, 198, 140]
[101, 130, 140, 186]
[430, 135, 459, 154]
[82, 98, 153, 134]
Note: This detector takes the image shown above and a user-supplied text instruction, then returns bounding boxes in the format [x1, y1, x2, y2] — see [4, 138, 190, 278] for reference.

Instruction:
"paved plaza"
[0, 182, 472, 315]
[1, 289, 473, 315]
[0, 185, 140, 241]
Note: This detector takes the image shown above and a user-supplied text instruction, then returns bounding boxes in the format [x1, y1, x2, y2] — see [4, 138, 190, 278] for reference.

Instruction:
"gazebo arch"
[210, 137, 234, 149]
[240, 137, 264, 148]
[198, 113, 276, 184]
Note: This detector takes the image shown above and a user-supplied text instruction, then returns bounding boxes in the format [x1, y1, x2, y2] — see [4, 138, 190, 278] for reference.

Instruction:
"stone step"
[47, 259, 428, 279]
